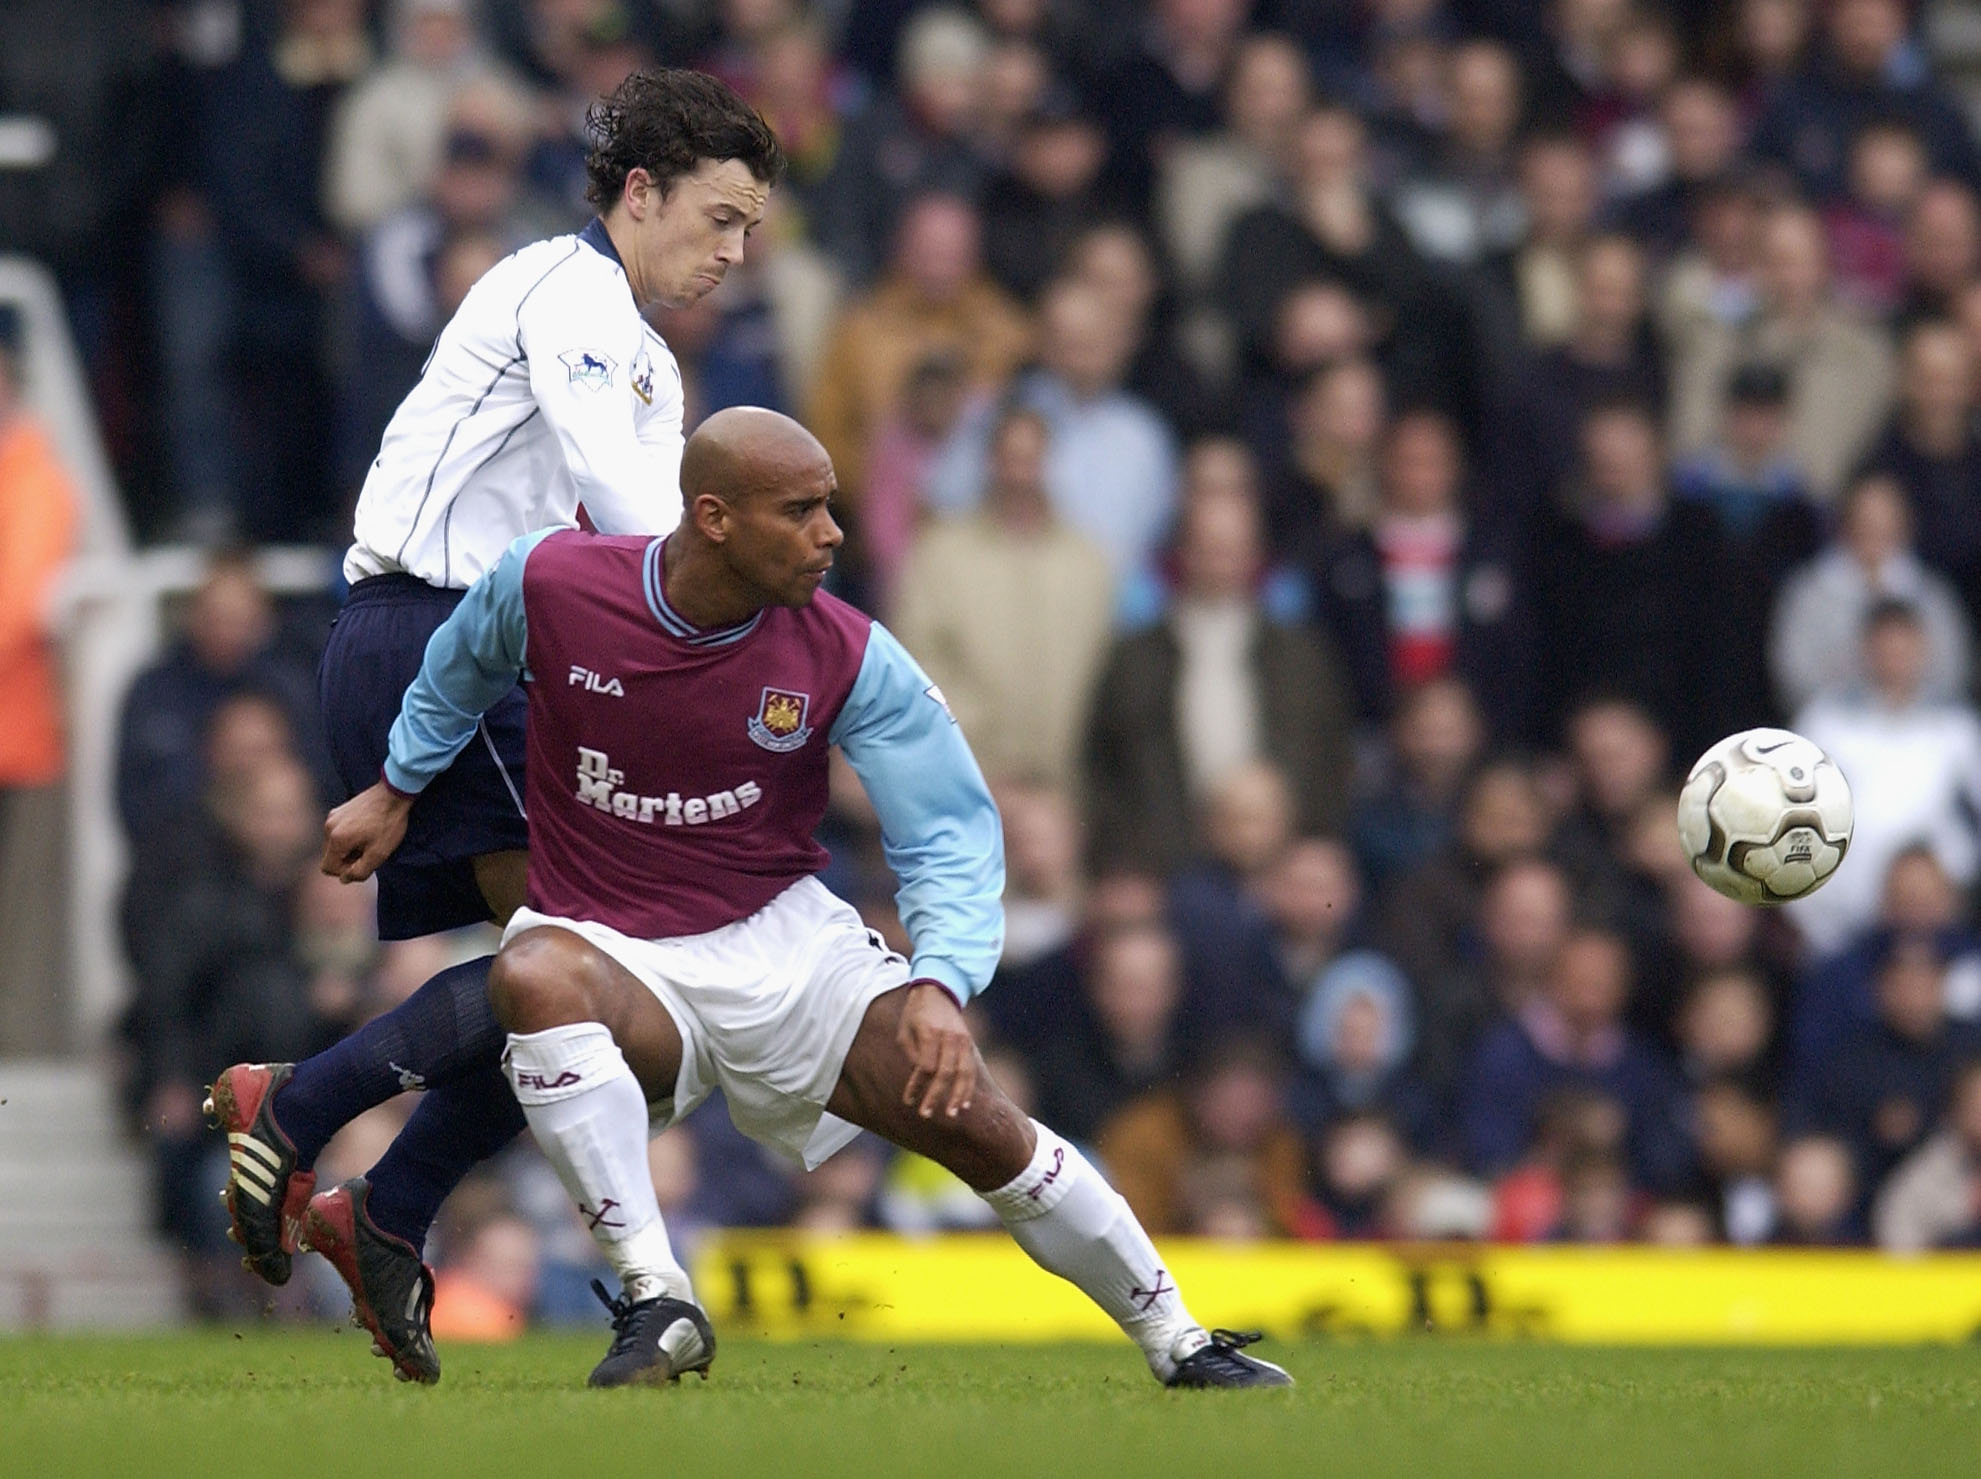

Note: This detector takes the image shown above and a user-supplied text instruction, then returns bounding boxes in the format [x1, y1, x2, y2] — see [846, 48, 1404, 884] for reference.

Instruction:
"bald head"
[681, 406, 833, 506]
[667, 405, 843, 621]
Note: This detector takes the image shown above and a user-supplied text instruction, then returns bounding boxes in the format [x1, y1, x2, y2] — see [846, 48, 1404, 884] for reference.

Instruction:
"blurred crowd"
[7, 0, 1981, 1324]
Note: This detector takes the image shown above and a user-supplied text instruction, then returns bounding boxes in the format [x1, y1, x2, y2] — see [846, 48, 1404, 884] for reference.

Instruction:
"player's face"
[726, 462, 843, 607]
[632, 158, 769, 309]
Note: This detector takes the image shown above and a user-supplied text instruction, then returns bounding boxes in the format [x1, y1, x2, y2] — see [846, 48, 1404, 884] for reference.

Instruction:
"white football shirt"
[344, 219, 685, 588]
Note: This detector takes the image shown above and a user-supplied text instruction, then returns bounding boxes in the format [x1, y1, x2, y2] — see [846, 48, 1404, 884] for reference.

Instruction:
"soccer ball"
[1676, 728, 1853, 906]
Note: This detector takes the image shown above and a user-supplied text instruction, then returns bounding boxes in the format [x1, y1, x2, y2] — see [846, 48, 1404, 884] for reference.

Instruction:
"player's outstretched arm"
[830, 624, 1006, 1120]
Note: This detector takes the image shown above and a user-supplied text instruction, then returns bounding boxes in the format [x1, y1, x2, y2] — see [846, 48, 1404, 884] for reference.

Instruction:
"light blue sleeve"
[828, 622, 1005, 1003]
[382, 529, 556, 794]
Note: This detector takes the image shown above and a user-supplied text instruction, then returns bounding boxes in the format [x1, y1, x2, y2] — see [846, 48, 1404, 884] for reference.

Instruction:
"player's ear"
[690, 491, 729, 542]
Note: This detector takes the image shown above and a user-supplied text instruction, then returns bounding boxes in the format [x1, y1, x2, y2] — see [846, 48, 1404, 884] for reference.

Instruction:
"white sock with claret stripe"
[980, 1119, 1208, 1380]
[504, 1023, 692, 1305]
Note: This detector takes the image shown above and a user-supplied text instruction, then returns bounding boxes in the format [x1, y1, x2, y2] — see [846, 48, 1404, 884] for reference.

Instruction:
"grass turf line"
[3, 1333, 1978, 1477]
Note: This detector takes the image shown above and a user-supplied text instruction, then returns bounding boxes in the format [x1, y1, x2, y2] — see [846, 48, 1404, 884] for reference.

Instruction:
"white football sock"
[981, 1120, 1207, 1381]
[504, 1023, 692, 1306]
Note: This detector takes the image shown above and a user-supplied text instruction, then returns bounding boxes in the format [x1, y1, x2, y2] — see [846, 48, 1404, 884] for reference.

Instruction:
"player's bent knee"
[488, 927, 598, 1033]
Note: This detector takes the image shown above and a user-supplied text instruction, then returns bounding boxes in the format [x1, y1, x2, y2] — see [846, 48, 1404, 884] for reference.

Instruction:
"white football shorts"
[501, 877, 909, 1168]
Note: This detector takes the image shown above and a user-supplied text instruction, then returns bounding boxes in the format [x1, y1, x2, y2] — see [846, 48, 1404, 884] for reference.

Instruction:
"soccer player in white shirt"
[205, 72, 783, 1371]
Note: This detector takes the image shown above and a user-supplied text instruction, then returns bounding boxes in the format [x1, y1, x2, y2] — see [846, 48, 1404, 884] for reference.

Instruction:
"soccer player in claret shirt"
[323, 409, 1292, 1391]
[204, 70, 783, 1366]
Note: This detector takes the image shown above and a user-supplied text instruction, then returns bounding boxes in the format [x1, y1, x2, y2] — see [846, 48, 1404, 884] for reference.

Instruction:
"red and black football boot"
[298, 1177, 440, 1385]
[204, 1063, 314, 1285]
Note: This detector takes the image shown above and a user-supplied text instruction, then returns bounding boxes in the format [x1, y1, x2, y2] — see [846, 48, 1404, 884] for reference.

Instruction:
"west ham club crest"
[748, 687, 813, 752]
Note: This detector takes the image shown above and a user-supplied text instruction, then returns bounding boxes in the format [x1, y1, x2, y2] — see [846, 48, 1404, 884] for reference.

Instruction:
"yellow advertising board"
[692, 1234, 1981, 1345]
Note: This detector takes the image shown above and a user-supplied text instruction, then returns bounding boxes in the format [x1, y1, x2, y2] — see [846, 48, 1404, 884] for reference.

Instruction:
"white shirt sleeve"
[517, 266, 675, 537]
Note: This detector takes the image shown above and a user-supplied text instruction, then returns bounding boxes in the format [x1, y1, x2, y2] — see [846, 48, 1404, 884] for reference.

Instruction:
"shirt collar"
[642, 538, 761, 648]
[579, 216, 623, 270]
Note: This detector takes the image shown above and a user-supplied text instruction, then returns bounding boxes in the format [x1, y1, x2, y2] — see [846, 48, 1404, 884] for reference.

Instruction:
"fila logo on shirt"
[569, 664, 625, 696]
[575, 746, 763, 826]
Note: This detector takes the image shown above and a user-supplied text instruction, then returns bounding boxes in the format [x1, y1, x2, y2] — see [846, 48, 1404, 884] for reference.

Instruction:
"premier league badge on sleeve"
[560, 348, 617, 391]
[747, 687, 814, 752]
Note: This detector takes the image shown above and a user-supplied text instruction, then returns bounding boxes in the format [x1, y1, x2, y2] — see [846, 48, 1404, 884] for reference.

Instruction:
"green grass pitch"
[4, 1332, 1978, 1477]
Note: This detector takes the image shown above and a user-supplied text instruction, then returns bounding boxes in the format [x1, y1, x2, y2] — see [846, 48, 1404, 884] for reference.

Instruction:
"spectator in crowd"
[1532, 403, 1715, 751]
[1489, 1087, 1631, 1245]
[1099, 1036, 1310, 1237]
[854, 352, 968, 610]
[1857, 319, 1981, 619]
[201, 0, 371, 540]
[1655, 171, 1766, 350]
[1608, 76, 1743, 258]
[323, 0, 528, 237]
[978, 87, 1126, 303]
[1461, 927, 1691, 1192]
[1793, 935, 1981, 1192]
[342, 94, 541, 479]
[1088, 0, 1251, 192]
[1897, 179, 1980, 328]
[1389, 40, 1527, 266]
[929, 275, 1180, 577]
[0, 314, 80, 1053]
[1550, 1150, 1635, 1243]
[1874, 1059, 1981, 1251]
[813, 7, 992, 283]
[1792, 600, 1981, 955]
[1513, 233, 1666, 514]
[1771, 472, 1971, 715]
[1165, 764, 1322, 1041]
[1262, 357, 1386, 561]
[1485, 132, 1601, 351]
[1157, 32, 1310, 299]
[1065, 224, 1225, 444]
[725, 14, 852, 233]
[1083, 459, 1353, 874]
[1218, 103, 1471, 421]
[429, 1206, 540, 1342]
[1694, 1076, 1782, 1245]
[1032, 920, 1186, 1147]
[1670, 362, 1823, 735]
[119, 753, 332, 1315]
[1669, 202, 1896, 501]
[1750, 0, 1981, 202]
[891, 406, 1114, 792]
[1822, 119, 1929, 317]
[113, 552, 324, 851]
[1291, 950, 1440, 1154]
[1302, 1111, 1410, 1240]
[1350, 675, 1485, 895]
[1676, 968, 1779, 1094]
[1791, 846, 1981, 1085]
[1769, 1135, 1863, 1246]
[1376, 764, 1557, 1097]
[1311, 408, 1529, 734]
[976, 778, 1086, 1051]
[806, 192, 1031, 504]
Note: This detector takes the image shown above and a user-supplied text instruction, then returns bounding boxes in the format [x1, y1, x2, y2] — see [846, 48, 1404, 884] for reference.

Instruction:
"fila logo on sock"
[516, 1069, 583, 1092]
[1025, 1147, 1065, 1200]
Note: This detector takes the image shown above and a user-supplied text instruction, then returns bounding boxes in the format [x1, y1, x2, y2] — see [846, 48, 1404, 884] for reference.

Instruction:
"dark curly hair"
[584, 69, 785, 211]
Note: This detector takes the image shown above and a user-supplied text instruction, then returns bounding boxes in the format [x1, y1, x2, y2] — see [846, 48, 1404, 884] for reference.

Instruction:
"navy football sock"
[273, 954, 503, 1167]
[361, 1062, 527, 1250]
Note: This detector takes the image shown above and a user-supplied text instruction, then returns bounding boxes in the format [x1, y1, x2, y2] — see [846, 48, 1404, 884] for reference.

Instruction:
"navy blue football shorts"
[320, 573, 529, 940]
